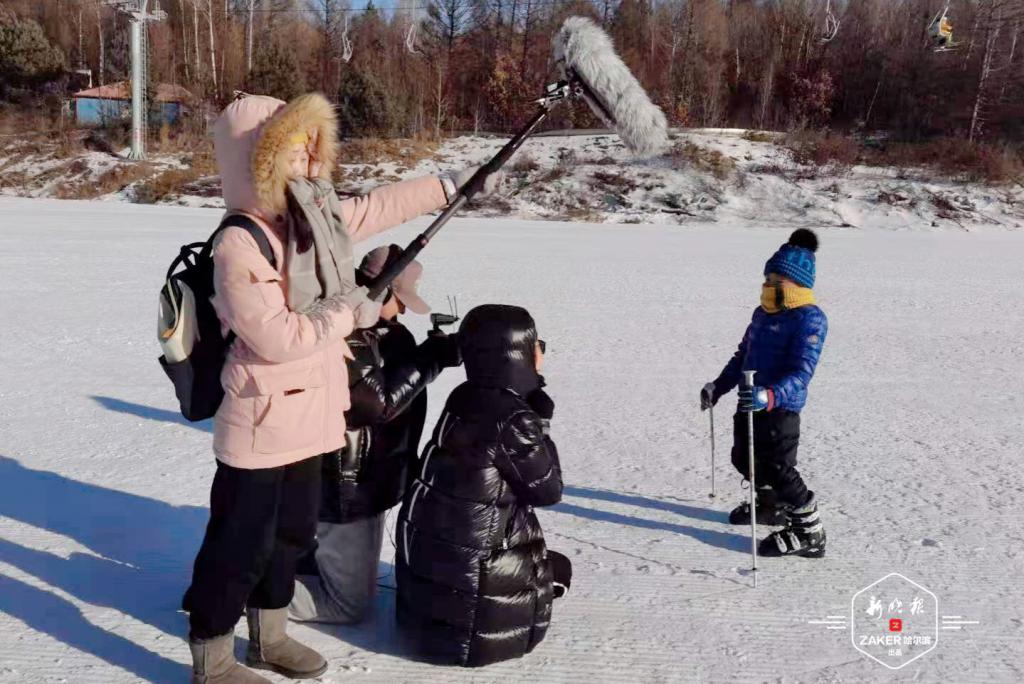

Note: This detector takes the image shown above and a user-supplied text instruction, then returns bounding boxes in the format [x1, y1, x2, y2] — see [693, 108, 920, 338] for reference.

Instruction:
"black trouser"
[730, 410, 810, 508]
[186, 455, 322, 640]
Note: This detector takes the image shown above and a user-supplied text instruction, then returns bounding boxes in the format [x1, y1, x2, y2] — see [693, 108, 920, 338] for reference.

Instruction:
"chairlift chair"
[928, 3, 961, 52]
[820, 0, 841, 43]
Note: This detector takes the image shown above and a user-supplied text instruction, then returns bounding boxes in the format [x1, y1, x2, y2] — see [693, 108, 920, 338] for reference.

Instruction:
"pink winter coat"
[210, 93, 447, 469]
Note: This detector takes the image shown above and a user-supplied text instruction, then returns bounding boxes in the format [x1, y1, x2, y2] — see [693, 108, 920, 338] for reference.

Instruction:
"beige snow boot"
[245, 607, 328, 679]
[189, 632, 272, 684]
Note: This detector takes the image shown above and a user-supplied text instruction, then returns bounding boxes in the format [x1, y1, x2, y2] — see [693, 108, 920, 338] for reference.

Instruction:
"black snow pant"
[730, 410, 810, 508]
[186, 455, 322, 640]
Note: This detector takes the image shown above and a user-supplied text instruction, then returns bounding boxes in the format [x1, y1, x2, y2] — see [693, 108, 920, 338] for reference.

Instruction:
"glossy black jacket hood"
[458, 304, 540, 396]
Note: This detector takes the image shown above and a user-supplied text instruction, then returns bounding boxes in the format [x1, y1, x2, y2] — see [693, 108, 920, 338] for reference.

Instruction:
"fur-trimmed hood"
[213, 92, 339, 216]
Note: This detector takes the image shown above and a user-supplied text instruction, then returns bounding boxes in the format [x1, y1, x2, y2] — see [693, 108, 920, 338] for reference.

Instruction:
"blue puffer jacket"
[714, 304, 828, 413]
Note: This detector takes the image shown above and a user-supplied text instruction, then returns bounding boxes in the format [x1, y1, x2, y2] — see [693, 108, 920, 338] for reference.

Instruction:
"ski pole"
[704, 388, 716, 499]
[742, 370, 758, 589]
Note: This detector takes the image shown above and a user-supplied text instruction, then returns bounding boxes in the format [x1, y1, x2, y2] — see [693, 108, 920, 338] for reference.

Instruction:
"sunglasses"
[538, 339, 547, 354]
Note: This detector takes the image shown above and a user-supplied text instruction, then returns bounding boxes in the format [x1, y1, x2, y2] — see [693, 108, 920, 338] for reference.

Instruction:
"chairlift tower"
[104, 1, 167, 160]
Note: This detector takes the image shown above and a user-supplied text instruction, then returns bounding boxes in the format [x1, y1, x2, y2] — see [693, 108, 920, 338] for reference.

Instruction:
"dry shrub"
[52, 162, 156, 200]
[877, 190, 917, 208]
[509, 153, 539, 175]
[742, 130, 779, 143]
[85, 123, 132, 154]
[748, 162, 789, 176]
[879, 140, 1023, 184]
[55, 131, 86, 159]
[747, 162, 819, 181]
[563, 205, 603, 222]
[669, 141, 736, 180]
[182, 145, 218, 177]
[180, 176, 222, 199]
[785, 130, 860, 167]
[52, 182, 80, 200]
[472, 195, 514, 214]
[31, 162, 77, 187]
[591, 170, 638, 192]
[338, 137, 438, 165]
[93, 162, 155, 197]
[786, 130, 1023, 184]
[555, 148, 578, 168]
[0, 170, 26, 190]
[535, 149, 576, 184]
[0, 107, 55, 137]
[927, 191, 975, 221]
[135, 167, 202, 204]
[151, 126, 210, 155]
[539, 166, 569, 183]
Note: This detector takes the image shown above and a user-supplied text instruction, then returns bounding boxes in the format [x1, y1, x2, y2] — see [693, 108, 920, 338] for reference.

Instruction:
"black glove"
[700, 381, 721, 411]
[527, 388, 555, 420]
[422, 331, 462, 368]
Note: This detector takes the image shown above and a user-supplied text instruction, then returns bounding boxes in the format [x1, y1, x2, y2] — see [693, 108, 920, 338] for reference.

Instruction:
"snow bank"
[3, 130, 1022, 230]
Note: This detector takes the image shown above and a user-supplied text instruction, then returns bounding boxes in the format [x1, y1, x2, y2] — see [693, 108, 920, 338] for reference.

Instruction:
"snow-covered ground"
[1, 197, 1022, 683]
[3, 130, 1022, 231]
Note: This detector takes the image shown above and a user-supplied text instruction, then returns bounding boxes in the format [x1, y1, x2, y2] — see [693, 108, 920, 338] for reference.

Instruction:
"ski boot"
[759, 493, 825, 558]
[729, 486, 786, 526]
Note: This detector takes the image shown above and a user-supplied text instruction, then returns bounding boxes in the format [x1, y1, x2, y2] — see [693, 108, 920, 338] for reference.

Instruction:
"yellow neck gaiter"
[761, 284, 816, 313]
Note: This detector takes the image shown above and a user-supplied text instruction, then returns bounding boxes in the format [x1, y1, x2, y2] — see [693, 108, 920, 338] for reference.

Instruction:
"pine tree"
[245, 39, 307, 101]
[0, 17, 66, 92]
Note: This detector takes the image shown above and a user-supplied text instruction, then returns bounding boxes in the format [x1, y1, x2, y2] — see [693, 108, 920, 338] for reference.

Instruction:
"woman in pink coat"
[185, 92, 495, 684]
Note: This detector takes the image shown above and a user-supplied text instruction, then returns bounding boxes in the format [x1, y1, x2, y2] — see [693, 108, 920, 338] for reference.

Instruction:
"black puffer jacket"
[319, 319, 455, 523]
[395, 305, 563, 667]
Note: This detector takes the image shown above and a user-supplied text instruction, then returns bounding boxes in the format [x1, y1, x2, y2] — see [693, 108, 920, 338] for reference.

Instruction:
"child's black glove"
[700, 381, 722, 411]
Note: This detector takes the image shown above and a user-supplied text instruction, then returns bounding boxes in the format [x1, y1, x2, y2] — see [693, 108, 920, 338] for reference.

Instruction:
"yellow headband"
[289, 131, 310, 146]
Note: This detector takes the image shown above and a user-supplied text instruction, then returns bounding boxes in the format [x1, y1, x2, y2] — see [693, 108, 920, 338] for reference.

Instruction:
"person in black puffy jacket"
[395, 304, 568, 667]
[289, 245, 461, 624]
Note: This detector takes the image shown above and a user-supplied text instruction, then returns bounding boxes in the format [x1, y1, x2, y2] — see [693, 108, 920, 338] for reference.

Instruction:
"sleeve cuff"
[766, 388, 776, 411]
[439, 175, 457, 202]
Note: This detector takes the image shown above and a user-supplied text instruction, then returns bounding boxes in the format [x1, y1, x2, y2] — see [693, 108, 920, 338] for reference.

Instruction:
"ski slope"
[0, 197, 1021, 683]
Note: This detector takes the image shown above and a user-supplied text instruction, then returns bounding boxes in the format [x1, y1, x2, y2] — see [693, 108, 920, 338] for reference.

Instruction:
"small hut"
[71, 82, 194, 125]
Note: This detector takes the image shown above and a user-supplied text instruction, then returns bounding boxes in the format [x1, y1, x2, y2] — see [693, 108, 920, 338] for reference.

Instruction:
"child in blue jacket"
[701, 229, 828, 558]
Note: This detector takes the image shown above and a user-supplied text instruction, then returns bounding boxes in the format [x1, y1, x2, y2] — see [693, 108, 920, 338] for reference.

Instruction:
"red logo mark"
[889, 619, 903, 632]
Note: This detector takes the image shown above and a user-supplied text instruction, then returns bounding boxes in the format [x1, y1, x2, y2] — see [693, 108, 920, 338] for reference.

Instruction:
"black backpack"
[158, 214, 276, 421]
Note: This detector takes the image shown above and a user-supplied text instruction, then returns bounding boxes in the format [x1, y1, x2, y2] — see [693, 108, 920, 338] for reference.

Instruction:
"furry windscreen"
[553, 16, 669, 158]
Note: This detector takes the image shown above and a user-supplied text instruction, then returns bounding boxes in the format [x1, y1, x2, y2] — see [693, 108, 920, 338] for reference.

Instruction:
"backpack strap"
[208, 213, 278, 270]
[208, 214, 279, 349]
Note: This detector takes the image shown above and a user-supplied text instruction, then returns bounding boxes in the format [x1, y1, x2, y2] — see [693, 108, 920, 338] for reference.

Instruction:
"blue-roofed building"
[72, 82, 194, 126]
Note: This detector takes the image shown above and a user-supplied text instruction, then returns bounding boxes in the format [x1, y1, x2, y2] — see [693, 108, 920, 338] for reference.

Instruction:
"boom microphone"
[368, 17, 668, 299]
[553, 16, 669, 157]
